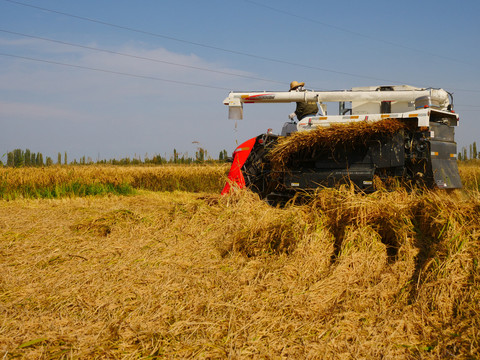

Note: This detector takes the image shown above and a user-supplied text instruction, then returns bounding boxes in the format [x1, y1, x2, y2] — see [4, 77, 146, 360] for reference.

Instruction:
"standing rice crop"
[0, 165, 228, 199]
[458, 161, 480, 190]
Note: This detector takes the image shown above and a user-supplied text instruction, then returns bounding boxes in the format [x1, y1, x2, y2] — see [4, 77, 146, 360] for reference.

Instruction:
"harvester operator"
[288, 81, 319, 121]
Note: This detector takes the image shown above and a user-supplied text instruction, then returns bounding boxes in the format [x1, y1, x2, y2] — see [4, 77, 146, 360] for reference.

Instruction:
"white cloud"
[0, 101, 83, 121]
[0, 38, 278, 160]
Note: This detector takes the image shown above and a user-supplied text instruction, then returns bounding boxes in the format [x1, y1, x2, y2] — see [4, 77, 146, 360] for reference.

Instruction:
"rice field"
[0, 165, 228, 200]
[0, 163, 479, 358]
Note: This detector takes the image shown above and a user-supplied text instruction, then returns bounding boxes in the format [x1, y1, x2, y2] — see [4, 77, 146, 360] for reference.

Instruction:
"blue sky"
[1, 0, 479, 162]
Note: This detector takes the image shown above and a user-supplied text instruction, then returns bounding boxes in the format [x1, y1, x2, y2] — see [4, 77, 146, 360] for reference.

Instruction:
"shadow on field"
[328, 216, 401, 264]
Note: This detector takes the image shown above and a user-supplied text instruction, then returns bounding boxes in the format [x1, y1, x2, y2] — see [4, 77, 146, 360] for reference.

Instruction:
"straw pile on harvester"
[268, 119, 407, 171]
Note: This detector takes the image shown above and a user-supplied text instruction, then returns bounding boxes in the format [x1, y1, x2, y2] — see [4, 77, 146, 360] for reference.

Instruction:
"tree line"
[1, 148, 231, 167]
[4, 142, 477, 168]
[458, 142, 479, 161]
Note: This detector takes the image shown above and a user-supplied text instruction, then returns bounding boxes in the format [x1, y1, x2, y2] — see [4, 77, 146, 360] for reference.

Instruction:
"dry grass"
[0, 182, 479, 358]
[458, 161, 480, 191]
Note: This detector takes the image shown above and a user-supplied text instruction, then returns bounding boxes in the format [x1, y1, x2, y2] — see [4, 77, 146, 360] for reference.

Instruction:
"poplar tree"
[13, 149, 24, 167]
[196, 148, 205, 163]
[7, 152, 14, 167]
[36, 152, 43, 166]
[24, 149, 31, 166]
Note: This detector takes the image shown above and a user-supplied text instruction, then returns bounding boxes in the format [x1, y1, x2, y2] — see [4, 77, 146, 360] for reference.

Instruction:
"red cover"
[221, 137, 257, 195]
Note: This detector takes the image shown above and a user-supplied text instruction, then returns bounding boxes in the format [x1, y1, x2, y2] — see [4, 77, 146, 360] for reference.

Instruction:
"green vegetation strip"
[0, 182, 135, 200]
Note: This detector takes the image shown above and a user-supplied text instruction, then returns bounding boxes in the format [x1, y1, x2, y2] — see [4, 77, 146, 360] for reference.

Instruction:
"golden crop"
[0, 165, 228, 199]
[0, 162, 478, 201]
[0, 163, 479, 358]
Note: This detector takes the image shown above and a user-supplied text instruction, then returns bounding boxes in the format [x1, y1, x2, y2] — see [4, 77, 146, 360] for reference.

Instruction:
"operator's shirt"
[295, 101, 319, 120]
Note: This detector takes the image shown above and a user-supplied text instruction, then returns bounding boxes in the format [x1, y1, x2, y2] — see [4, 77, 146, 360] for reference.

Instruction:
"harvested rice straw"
[269, 119, 407, 171]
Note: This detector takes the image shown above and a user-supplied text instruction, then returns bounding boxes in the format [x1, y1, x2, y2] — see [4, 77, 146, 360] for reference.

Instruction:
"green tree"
[36, 152, 43, 166]
[7, 152, 14, 167]
[57, 152, 62, 165]
[218, 149, 228, 162]
[473, 142, 477, 160]
[152, 155, 165, 164]
[195, 148, 205, 163]
[24, 149, 31, 167]
[46, 157, 53, 166]
[64, 152, 68, 165]
[13, 149, 24, 167]
[463, 147, 467, 161]
[173, 148, 178, 164]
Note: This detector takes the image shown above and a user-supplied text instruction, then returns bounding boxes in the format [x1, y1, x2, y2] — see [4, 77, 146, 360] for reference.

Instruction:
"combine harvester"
[222, 85, 461, 202]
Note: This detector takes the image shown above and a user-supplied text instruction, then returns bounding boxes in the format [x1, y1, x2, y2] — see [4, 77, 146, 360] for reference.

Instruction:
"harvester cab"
[222, 85, 461, 199]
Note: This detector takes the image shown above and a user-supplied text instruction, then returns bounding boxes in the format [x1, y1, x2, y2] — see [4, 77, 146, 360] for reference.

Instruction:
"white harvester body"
[223, 85, 458, 128]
